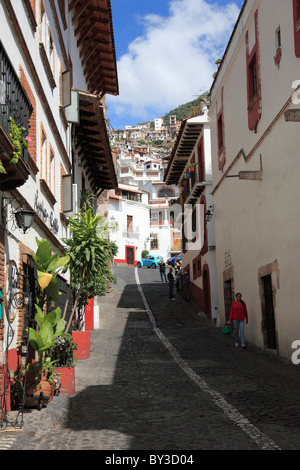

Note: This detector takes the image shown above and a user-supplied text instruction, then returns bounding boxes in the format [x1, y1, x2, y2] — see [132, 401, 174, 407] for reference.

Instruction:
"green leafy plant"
[62, 206, 118, 333]
[0, 117, 29, 174]
[31, 238, 69, 307]
[27, 304, 65, 366]
[48, 333, 78, 367]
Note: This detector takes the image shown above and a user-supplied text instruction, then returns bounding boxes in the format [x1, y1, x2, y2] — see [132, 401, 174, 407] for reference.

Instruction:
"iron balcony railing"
[0, 41, 32, 165]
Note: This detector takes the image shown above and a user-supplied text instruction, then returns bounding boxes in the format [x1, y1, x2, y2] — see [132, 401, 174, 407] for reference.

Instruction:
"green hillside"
[163, 93, 209, 125]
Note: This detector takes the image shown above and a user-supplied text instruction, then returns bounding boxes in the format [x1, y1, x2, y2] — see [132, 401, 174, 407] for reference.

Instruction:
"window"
[151, 235, 159, 250]
[245, 10, 262, 132]
[39, 0, 56, 87]
[275, 27, 281, 50]
[217, 115, 224, 151]
[217, 87, 226, 170]
[40, 1, 47, 47]
[274, 26, 282, 68]
[197, 138, 205, 182]
[49, 31, 55, 74]
[293, 0, 300, 57]
[127, 215, 133, 233]
[40, 128, 47, 180]
[248, 55, 258, 104]
[49, 149, 55, 195]
[158, 188, 174, 198]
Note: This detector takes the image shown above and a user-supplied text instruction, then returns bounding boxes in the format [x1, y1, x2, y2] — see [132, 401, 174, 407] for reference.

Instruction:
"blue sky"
[107, 0, 244, 130]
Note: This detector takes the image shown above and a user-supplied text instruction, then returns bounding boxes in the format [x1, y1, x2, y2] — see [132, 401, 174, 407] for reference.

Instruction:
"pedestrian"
[175, 263, 182, 291]
[183, 272, 190, 301]
[167, 267, 175, 300]
[229, 292, 248, 348]
[159, 259, 167, 282]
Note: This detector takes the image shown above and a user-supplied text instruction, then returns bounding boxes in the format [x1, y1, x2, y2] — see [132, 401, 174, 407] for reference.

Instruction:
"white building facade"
[0, 0, 118, 410]
[164, 108, 218, 321]
[209, 0, 300, 359]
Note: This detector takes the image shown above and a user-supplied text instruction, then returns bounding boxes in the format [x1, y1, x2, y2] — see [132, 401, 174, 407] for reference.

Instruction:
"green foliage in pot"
[31, 238, 69, 306]
[62, 206, 118, 333]
[0, 117, 29, 174]
[27, 304, 65, 364]
[48, 333, 78, 367]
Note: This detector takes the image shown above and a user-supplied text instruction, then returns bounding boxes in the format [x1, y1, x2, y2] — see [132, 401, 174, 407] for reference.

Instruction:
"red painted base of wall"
[72, 331, 91, 360]
[56, 366, 75, 394]
[2, 347, 21, 413]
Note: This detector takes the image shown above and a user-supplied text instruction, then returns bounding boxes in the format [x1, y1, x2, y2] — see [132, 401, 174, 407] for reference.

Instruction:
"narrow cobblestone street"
[2, 265, 300, 453]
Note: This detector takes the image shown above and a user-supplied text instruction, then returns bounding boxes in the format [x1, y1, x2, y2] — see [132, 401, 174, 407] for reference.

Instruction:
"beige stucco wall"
[209, 0, 300, 360]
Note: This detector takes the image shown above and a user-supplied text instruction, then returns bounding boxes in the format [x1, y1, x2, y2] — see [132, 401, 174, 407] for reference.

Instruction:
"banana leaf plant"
[31, 238, 69, 309]
[27, 304, 65, 368]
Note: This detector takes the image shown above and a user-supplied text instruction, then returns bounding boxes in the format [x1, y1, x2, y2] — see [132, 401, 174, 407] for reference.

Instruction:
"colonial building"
[0, 0, 118, 416]
[209, 0, 300, 359]
[164, 105, 218, 321]
[103, 183, 150, 265]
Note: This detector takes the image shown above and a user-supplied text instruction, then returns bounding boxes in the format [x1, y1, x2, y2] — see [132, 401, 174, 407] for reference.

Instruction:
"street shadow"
[62, 280, 217, 450]
[62, 271, 300, 450]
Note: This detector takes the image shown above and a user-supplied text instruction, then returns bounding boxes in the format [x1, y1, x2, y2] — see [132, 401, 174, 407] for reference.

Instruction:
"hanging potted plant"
[0, 117, 29, 174]
[188, 163, 196, 172]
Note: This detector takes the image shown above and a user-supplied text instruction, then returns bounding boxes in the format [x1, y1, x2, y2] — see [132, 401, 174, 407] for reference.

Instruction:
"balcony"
[183, 163, 206, 204]
[0, 41, 32, 191]
[122, 225, 140, 238]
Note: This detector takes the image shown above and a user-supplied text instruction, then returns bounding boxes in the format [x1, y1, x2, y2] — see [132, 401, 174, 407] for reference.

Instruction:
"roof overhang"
[75, 91, 117, 193]
[69, 0, 119, 97]
[164, 115, 205, 185]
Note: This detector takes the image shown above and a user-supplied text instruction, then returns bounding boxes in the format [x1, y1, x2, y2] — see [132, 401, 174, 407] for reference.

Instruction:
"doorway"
[203, 266, 211, 319]
[261, 274, 277, 350]
[224, 278, 233, 322]
[126, 246, 134, 265]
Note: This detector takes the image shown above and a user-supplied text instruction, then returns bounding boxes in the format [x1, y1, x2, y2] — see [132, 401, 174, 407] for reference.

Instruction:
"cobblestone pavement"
[1, 265, 300, 452]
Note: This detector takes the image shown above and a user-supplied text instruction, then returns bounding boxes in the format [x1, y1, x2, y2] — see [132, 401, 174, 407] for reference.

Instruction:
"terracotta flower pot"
[25, 376, 55, 410]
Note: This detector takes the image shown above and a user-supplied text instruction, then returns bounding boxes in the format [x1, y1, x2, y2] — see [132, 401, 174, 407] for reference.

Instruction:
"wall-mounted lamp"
[14, 207, 35, 233]
[2, 197, 35, 233]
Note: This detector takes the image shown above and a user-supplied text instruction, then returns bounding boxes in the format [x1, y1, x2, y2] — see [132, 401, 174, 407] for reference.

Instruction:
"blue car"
[136, 255, 164, 269]
[166, 255, 182, 266]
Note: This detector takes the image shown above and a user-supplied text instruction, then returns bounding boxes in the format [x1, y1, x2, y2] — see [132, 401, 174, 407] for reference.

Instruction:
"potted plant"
[47, 333, 77, 394]
[61, 194, 117, 361]
[30, 238, 77, 394]
[11, 304, 65, 410]
[11, 359, 61, 411]
[0, 117, 30, 174]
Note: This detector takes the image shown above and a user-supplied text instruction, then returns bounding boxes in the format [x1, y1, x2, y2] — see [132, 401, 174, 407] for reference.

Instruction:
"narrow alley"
[2, 265, 300, 452]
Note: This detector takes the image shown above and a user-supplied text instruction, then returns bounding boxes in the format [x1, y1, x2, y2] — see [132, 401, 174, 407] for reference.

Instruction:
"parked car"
[166, 254, 182, 266]
[136, 255, 164, 269]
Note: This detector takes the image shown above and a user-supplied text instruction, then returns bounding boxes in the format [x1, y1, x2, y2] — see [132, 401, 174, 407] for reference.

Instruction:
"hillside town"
[99, 114, 183, 265]
[0, 0, 300, 452]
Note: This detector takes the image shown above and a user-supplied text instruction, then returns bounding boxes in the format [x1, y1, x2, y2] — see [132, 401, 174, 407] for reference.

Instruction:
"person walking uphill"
[229, 293, 248, 348]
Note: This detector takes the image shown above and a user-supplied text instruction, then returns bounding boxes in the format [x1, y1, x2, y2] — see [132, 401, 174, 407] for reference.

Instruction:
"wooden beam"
[68, 0, 81, 12]
[72, 3, 90, 24]
[284, 109, 300, 122]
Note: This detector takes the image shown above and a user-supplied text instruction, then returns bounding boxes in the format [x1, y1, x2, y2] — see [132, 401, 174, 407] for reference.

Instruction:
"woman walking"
[229, 293, 248, 348]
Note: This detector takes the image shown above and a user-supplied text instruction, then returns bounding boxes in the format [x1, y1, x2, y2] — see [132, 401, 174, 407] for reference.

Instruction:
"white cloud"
[107, 0, 240, 127]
